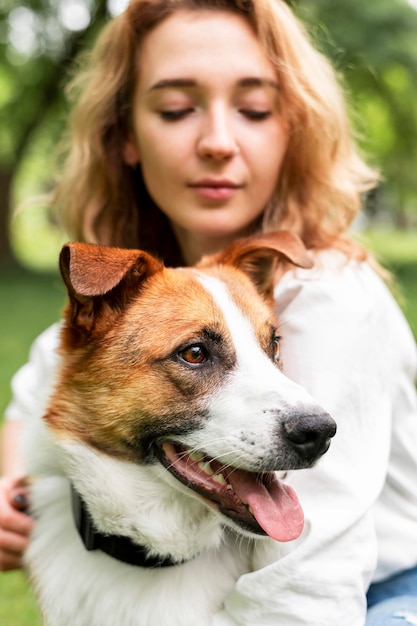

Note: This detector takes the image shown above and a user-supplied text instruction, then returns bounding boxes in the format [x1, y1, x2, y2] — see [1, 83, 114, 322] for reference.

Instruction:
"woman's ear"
[122, 135, 141, 165]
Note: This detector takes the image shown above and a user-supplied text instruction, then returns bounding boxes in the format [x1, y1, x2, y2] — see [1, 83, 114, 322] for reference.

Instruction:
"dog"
[24, 231, 336, 626]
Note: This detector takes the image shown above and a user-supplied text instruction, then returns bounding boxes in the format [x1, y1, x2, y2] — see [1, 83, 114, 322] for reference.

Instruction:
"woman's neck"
[171, 223, 261, 266]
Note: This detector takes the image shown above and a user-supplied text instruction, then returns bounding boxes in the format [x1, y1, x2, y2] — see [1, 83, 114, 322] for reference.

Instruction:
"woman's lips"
[189, 179, 242, 201]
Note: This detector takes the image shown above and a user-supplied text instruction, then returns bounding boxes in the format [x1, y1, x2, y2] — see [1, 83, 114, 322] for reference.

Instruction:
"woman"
[1, 0, 417, 623]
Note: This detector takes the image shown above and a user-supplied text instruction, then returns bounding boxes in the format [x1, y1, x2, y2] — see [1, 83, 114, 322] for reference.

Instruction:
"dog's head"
[45, 231, 335, 549]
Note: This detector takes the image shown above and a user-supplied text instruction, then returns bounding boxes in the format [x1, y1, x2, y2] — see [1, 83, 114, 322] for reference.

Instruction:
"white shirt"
[6, 250, 417, 626]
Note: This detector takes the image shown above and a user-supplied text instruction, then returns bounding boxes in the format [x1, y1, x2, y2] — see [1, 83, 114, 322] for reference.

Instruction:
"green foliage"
[0, 0, 111, 267]
[297, 0, 417, 218]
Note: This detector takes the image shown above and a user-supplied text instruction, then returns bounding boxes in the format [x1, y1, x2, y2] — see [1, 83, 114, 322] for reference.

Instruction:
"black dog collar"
[71, 484, 181, 568]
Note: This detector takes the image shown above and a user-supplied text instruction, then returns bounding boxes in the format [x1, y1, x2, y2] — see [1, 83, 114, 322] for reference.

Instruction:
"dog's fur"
[24, 232, 336, 626]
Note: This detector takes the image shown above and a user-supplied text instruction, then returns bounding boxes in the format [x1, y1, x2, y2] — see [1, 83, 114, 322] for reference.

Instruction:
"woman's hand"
[0, 476, 33, 571]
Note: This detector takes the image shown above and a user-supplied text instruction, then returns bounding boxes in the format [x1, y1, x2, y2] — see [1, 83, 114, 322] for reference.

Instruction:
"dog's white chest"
[27, 477, 251, 626]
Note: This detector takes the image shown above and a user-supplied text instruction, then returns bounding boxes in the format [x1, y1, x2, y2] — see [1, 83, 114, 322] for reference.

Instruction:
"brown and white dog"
[24, 231, 336, 626]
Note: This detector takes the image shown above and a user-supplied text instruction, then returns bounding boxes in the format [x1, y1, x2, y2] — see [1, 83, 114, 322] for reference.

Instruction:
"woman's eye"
[240, 109, 272, 121]
[178, 345, 208, 366]
[272, 335, 281, 364]
[159, 109, 193, 121]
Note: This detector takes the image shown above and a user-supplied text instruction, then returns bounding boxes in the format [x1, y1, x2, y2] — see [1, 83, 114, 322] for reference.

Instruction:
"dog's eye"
[272, 335, 281, 364]
[178, 344, 208, 366]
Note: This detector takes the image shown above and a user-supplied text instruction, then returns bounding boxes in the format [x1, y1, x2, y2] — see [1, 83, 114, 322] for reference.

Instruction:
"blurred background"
[0, 1, 416, 622]
[1, 0, 417, 270]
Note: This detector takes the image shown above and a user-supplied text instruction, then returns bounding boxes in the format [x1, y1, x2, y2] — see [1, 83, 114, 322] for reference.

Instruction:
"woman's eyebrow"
[237, 77, 280, 90]
[148, 76, 279, 92]
[148, 78, 196, 92]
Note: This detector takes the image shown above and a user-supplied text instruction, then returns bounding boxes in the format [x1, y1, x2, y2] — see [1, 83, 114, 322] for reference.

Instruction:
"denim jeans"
[366, 565, 417, 625]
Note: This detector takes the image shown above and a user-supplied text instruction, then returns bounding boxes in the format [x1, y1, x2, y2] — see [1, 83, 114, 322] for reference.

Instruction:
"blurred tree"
[0, 0, 110, 268]
[295, 0, 417, 226]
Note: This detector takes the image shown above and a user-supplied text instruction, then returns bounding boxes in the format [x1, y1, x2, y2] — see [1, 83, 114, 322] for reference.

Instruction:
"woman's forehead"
[134, 10, 276, 90]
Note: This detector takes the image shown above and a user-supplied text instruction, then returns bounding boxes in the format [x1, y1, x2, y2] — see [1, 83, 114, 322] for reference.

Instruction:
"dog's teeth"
[213, 473, 227, 486]
[248, 506, 254, 515]
[189, 450, 205, 463]
[198, 461, 214, 476]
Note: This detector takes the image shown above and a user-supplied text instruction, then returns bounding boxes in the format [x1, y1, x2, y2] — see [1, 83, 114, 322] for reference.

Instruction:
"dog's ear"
[59, 243, 163, 343]
[198, 231, 313, 300]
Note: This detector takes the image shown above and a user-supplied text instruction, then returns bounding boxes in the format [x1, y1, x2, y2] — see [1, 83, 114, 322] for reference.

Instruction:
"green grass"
[0, 228, 416, 622]
[362, 229, 417, 340]
[363, 229, 417, 265]
[0, 571, 42, 625]
[0, 269, 65, 418]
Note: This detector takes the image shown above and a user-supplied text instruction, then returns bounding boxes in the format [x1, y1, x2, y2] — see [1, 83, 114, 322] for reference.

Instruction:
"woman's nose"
[197, 106, 239, 160]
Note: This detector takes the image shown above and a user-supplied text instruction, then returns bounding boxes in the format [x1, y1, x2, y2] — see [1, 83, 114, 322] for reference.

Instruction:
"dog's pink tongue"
[227, 471, 304, 542]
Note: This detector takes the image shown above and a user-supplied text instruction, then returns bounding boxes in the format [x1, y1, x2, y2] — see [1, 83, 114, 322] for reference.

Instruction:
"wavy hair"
[51, 0, 379, 265]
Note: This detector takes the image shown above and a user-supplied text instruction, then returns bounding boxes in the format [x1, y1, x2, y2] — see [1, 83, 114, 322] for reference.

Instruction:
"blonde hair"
[52, 0, 379, 265]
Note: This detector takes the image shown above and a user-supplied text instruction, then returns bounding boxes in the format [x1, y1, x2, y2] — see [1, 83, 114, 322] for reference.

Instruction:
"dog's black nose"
[282, 411, 336, 462]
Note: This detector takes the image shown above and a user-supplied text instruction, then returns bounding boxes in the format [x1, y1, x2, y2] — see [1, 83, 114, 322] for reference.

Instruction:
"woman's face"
[124, 10, 289, 263]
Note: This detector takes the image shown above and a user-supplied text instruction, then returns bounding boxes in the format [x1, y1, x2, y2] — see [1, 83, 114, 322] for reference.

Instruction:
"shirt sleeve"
[4, 323, 61, 423]
[215, 250, 417, 626]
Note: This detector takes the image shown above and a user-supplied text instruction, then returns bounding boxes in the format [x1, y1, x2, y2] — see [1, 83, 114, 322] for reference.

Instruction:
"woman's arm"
[0, 323, 61, 572]
[0, 420, 34, 571]
[215, 252, 417, 625]
[1, 419, 25, 478]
